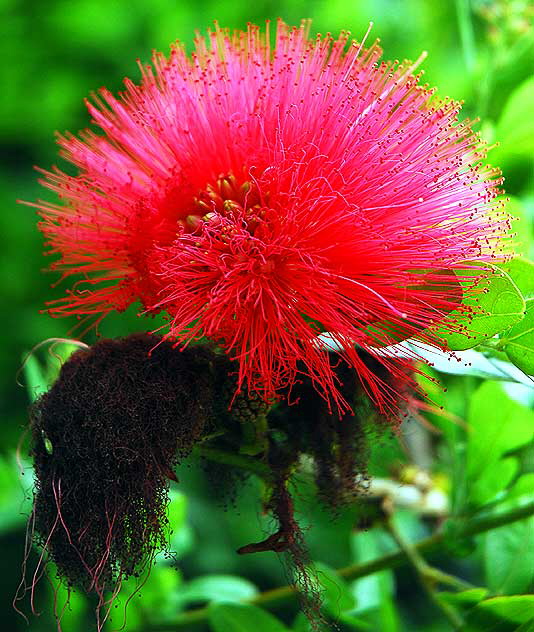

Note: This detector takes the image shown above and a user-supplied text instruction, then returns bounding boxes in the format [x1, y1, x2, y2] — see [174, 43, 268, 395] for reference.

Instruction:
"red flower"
[33, 20, 509, 413]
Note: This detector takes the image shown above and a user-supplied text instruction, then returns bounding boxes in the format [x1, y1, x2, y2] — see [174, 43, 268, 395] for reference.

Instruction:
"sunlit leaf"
[498, 258, 534, 297]
[440, 588, 488, 607]
[23, 354, 48, 403]
[365, 269, 462, 347]
[437, 264, 525, 351]
[495, 76, 534, 162]
[461, 595, 534, 631]
[502, 299, 534, 375]
[22, 341, 81, 402]
[508, 474, 534, 502]
[167, 489, 194, 557]
[0, 456, 32, 534]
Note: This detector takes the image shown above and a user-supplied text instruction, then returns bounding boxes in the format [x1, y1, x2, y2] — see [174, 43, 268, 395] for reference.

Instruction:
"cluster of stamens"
[177, 174, 267, 238]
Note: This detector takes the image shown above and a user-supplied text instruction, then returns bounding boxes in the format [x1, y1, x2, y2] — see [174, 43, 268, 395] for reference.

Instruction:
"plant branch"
[145, 499, 534, 630]
[385, 514, 465, 629]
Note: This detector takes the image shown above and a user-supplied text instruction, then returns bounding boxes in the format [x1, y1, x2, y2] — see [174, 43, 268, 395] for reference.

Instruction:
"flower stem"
[144, 500, 534, 630]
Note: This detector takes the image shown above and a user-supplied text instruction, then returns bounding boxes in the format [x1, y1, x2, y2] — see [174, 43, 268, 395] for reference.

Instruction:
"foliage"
[1, 1, 533, 631]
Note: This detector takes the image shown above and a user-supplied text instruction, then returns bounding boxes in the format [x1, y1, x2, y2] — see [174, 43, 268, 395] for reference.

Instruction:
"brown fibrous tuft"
[26, 334, 223, 621]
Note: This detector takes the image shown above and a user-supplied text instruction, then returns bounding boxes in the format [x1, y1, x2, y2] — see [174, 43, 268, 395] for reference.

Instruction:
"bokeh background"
[1, 1, 533, 631]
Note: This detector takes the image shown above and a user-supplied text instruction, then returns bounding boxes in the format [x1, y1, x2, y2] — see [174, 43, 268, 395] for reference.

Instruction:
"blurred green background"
[1, 1, 533, 631]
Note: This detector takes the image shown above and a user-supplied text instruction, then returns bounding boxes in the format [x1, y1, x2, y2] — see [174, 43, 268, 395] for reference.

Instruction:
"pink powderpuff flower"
[32, 20, 509, 414]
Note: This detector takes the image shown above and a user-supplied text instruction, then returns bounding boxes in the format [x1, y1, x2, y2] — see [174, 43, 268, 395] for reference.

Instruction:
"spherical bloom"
[34, 20, 508, 413]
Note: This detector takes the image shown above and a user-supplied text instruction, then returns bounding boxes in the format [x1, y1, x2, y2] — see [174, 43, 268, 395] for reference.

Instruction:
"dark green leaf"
[292, 611, 369, 631]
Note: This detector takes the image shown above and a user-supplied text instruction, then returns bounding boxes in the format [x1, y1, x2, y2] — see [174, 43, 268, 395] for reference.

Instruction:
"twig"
[385, 514, 465, 629]
[143, 500, 534, 630]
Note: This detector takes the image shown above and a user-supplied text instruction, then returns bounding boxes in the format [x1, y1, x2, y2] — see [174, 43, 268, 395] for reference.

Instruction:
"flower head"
[34, 20, 508, 413]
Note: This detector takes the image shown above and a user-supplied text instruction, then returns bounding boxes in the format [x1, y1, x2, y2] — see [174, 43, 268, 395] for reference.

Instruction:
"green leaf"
[42, 565, 89, 630]
[292, 611, 370, 632]
[437, 264, 525, 351]
[165, 489, 195, 557]
[312, 562, 357, 616]
[498, 258, 534, 299]
[350, 530, 395, 614]
[466, 382, 534, 506]
[440, 588, 488, 607]
[120, 565, 182, 626]
[508, 474, 534, 502]
[208, 603, 290, 632]
[22, 342, 82, 403]
[23, 354, 48, 402]
[175, 575, 258, 606]
[44, 341, 81, 381]
[0, 456, 32, 533]
[346, 530, 400, 630]
[292, 613, 311, 631]
[484, 517, 534, 595]
[167, 491, 190, 547]
[461, 595, 534, 631]
[364, 320, 415, 347]
[365, 269, 461, 347]
[167, 488, 187, 529]
[468, 382, 534, 458]
[503, 299, 534, 375]
[54, 585, 87, 630]
[495, 76, 534, 162]
[470, 458, 518, 508]
[338, 613, 374, 630]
